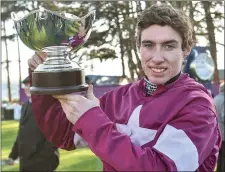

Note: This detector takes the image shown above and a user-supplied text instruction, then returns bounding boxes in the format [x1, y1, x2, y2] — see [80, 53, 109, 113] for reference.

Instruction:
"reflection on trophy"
[11, 9, 95, 95]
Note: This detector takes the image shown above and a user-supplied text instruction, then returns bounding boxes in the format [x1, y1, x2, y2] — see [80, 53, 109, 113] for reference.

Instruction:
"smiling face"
[139, 24, 190, 85]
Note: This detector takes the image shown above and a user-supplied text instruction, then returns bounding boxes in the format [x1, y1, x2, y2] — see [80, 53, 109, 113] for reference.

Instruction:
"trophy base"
[30, 84, 88, 95]
[30, 69, 88, 95]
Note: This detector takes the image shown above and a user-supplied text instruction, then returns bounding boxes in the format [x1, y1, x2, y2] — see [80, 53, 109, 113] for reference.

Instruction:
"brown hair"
[136, 4, 195, 50]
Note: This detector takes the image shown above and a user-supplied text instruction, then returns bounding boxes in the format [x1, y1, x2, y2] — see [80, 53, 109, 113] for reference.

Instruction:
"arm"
[31, 94, 75, 150]
[30, 70, 75, 150]
[72, 97, 221, 171]
[28, 52, 86, 150]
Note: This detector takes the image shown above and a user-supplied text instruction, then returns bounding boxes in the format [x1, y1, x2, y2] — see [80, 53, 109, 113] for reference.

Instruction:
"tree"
[202, 1, 222, 84]
[2, 0, 223, 89]
[2, 20, 12, 102]
[1, 1, 35, 101]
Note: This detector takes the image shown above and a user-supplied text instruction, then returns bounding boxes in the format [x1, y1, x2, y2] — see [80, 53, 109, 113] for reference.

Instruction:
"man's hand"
[28, 51, 47, 70]
[53, 85, 99, 124]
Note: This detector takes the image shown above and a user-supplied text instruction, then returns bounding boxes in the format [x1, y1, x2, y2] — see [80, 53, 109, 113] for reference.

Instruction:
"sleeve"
[154, 99, 221, 171]
[29, 69, 75, 150]
[72, 96, 221, 171]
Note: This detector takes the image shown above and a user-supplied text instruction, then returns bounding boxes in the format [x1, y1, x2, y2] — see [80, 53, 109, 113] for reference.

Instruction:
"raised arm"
[31, 93, 75, 150]
[28, 52, 75, 150]
[31, 78, 88, 150]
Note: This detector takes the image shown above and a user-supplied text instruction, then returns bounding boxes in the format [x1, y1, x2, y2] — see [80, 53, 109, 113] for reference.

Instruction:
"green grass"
[1, 121, 219, 171]
[1, 120, 102, 171]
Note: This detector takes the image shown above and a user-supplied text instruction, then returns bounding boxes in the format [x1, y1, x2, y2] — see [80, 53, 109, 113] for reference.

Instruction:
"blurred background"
[1, 1, 224, 171]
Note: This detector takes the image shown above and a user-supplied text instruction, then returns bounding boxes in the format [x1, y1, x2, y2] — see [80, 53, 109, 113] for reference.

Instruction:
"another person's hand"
[28, 51, 47, 70]
[53, 85, 99, 124]
[7, 158, 14, 165]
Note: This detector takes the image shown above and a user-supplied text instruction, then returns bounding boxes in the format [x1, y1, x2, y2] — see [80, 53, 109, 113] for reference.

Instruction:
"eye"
[164, 44, 174, 50]
[143, 43, 153, 48]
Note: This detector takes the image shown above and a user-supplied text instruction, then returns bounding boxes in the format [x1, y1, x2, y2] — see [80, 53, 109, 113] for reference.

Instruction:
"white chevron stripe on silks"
[153, 125, 199, 171]
[116, 104, 199, 171]
[116, 105, 157, 146]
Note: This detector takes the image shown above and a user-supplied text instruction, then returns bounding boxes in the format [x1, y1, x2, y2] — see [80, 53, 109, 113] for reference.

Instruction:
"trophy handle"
[68, 10, 96, 60]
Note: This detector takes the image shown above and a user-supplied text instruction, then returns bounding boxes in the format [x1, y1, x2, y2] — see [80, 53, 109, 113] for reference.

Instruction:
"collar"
[144, 77, 157, 96]
[144, 72, 181, 96]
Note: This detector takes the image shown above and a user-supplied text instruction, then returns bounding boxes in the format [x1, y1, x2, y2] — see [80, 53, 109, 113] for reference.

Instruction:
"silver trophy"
[11, 8, 95, 95]
[190, 52, 215, 81]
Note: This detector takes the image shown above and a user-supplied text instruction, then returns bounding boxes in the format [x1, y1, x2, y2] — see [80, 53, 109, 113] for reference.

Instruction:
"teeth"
[151, 68, 166, 73]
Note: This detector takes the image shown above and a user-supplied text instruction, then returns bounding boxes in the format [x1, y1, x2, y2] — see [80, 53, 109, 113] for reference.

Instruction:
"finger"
[28, 59, 35, 70]
[32, 56, 40, 67]
[59, 100, 78, 117]
[53, 94, 85, 101]
[28, 57, 38, 69]
[86, 84, 95, 100]
[35, 51, 47, 61]
[53, 94, 74, 100]
[72, 91, 86, 96]
[58, 99, 71, 114]
[28, 53, 42, 69]
[33, 53, 45, 65]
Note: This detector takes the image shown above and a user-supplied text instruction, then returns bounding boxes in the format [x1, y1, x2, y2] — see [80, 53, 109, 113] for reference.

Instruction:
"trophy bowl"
[11, 9, 95, 95]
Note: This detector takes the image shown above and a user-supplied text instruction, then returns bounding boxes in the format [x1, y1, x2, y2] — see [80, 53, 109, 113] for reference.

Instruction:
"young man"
[28, 4, 221, 171]
[8, 77, 59, 172]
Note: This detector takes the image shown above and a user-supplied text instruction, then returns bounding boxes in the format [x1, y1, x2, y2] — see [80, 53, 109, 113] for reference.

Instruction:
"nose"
[151, 49, 164, 64]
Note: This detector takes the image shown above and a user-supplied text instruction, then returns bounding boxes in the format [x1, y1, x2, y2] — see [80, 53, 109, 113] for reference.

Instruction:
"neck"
[164, 72, 181, 85]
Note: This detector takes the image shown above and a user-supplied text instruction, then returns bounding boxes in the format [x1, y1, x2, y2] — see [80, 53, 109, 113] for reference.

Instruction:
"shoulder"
[170, 74, 215, 110]
[177, 74, 212, 98]
[174, 74, 208, 93]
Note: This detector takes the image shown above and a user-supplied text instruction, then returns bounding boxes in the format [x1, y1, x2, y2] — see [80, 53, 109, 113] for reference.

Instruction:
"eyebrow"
[141, 39, 179, 45]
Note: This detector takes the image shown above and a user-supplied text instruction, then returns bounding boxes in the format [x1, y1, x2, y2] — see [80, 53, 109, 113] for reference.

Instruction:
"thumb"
[86, 84, 95, 100]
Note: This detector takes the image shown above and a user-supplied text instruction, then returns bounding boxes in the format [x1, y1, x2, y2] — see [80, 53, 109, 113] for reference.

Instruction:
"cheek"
[167, 54, 183, 71]
[140, 48, 149, 63]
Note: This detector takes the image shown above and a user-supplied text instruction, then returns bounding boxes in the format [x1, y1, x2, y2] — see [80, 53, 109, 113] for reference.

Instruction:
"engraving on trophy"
[11, 9, 95, 95]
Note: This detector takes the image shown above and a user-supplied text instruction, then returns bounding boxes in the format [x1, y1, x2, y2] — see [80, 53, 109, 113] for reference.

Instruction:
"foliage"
[1, 1, 224, 84]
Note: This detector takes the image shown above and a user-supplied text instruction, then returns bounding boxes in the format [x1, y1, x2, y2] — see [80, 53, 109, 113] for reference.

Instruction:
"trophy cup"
[11, 9, 95, 95]
[190, 52, 215, 81]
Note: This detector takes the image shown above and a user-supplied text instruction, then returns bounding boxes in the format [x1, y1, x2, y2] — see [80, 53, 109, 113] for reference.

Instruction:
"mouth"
[149, 67, 167, 73]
